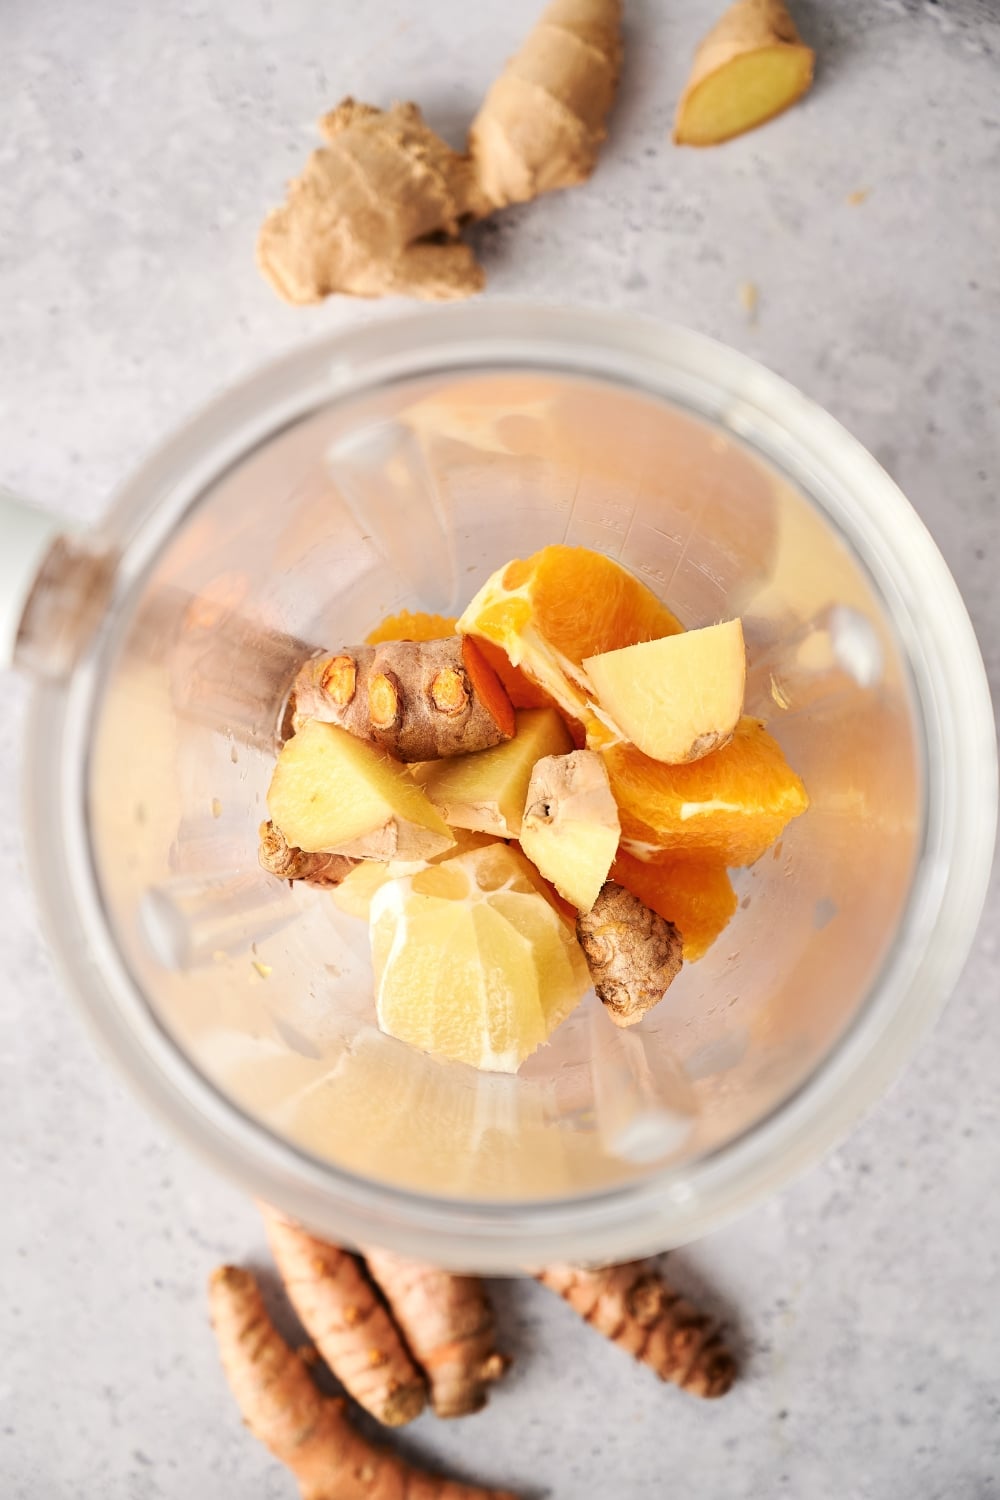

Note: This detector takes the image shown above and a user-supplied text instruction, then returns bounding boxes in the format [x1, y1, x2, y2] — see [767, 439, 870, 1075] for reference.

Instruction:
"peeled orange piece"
[366, 610, 457, 644]
[610, 851, 738, 961]
[474, 636, 559, 712]
[605, 717, 808, 868]
[457, 545, 682, 740]
[371, 843, 589, 1074]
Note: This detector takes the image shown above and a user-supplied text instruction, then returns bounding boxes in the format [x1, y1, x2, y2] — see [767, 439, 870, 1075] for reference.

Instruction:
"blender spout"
[0, 489, 115, 679]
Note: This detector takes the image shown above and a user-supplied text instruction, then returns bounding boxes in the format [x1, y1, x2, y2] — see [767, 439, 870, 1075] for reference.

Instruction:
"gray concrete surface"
[1, 1, 998, 1495]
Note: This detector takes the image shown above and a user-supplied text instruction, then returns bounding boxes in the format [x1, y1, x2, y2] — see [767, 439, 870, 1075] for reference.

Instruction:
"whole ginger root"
[258, 0, 623, 305]
[258, 100, 490, 304]
[469, 0, 623, 211]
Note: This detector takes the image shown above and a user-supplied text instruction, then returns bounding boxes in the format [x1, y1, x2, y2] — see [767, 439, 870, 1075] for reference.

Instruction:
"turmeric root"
[208, 1266, 516, 1499]
[538, 1261, 735, 1398]
[364, 1249, 509, 1418]
[576, 882, 683, 1026]
[260, 1207, 427, 1427]
[258, 821, 358, 888]
[258, 99, 490, 304]
[673, 0, 815, 147]
[470, 0, 623, 210]
[291, 637, 515, 762]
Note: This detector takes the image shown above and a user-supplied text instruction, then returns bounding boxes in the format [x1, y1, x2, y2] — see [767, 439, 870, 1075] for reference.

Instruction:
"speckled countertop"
[2, 2, 998, 1495]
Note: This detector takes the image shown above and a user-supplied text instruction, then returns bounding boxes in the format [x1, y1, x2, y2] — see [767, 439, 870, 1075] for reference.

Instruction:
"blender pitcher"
[4, 306, 995, 1269]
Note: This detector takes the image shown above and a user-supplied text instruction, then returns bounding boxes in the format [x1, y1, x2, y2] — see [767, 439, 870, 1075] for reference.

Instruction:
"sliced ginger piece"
[371, 842, 589, 1073]
[605, 716, 808, 868]
[413, 707, 574, 837]
[584, 619, 746, 764]
[458, 545, 682, 743]
[610, 850, 737, 962]
[674, 0, 815, 147]
[267, 720, 455, 861]
[520, 749, 620, 913]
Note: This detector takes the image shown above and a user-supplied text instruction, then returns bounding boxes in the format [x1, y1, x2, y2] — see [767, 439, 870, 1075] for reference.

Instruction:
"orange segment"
[496, 547, 682, 657]
[457, 546, 682, 740]
[611, 851, 737, 961]
[605, 717, 809, 867]
[474, 636, 557, 711]
[460, 636, 516, 741]
[366, 610, 457, 644]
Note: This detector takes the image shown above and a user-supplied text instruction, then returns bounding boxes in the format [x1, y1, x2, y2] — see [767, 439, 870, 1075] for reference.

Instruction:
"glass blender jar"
[5, 305, 995, 1269]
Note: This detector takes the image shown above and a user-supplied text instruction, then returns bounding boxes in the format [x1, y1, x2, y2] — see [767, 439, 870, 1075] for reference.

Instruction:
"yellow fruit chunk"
[520, 750, 620, 913]
[584, 619, 746, 764]
[610, 851, 738, 962]
[366, 610, 457, 645]
[371, 843, 589, 1073]
[474, 637, 559, 711]
[412, 708, 574, 838]
[605, 717, 808, 867]
[674, 0, 815, 148]
[457, 545, 682, 740]
[268, 720, 454, 860]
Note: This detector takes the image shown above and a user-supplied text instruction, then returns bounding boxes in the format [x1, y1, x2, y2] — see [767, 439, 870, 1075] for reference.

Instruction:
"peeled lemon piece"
[370, 843, 589, 1073]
